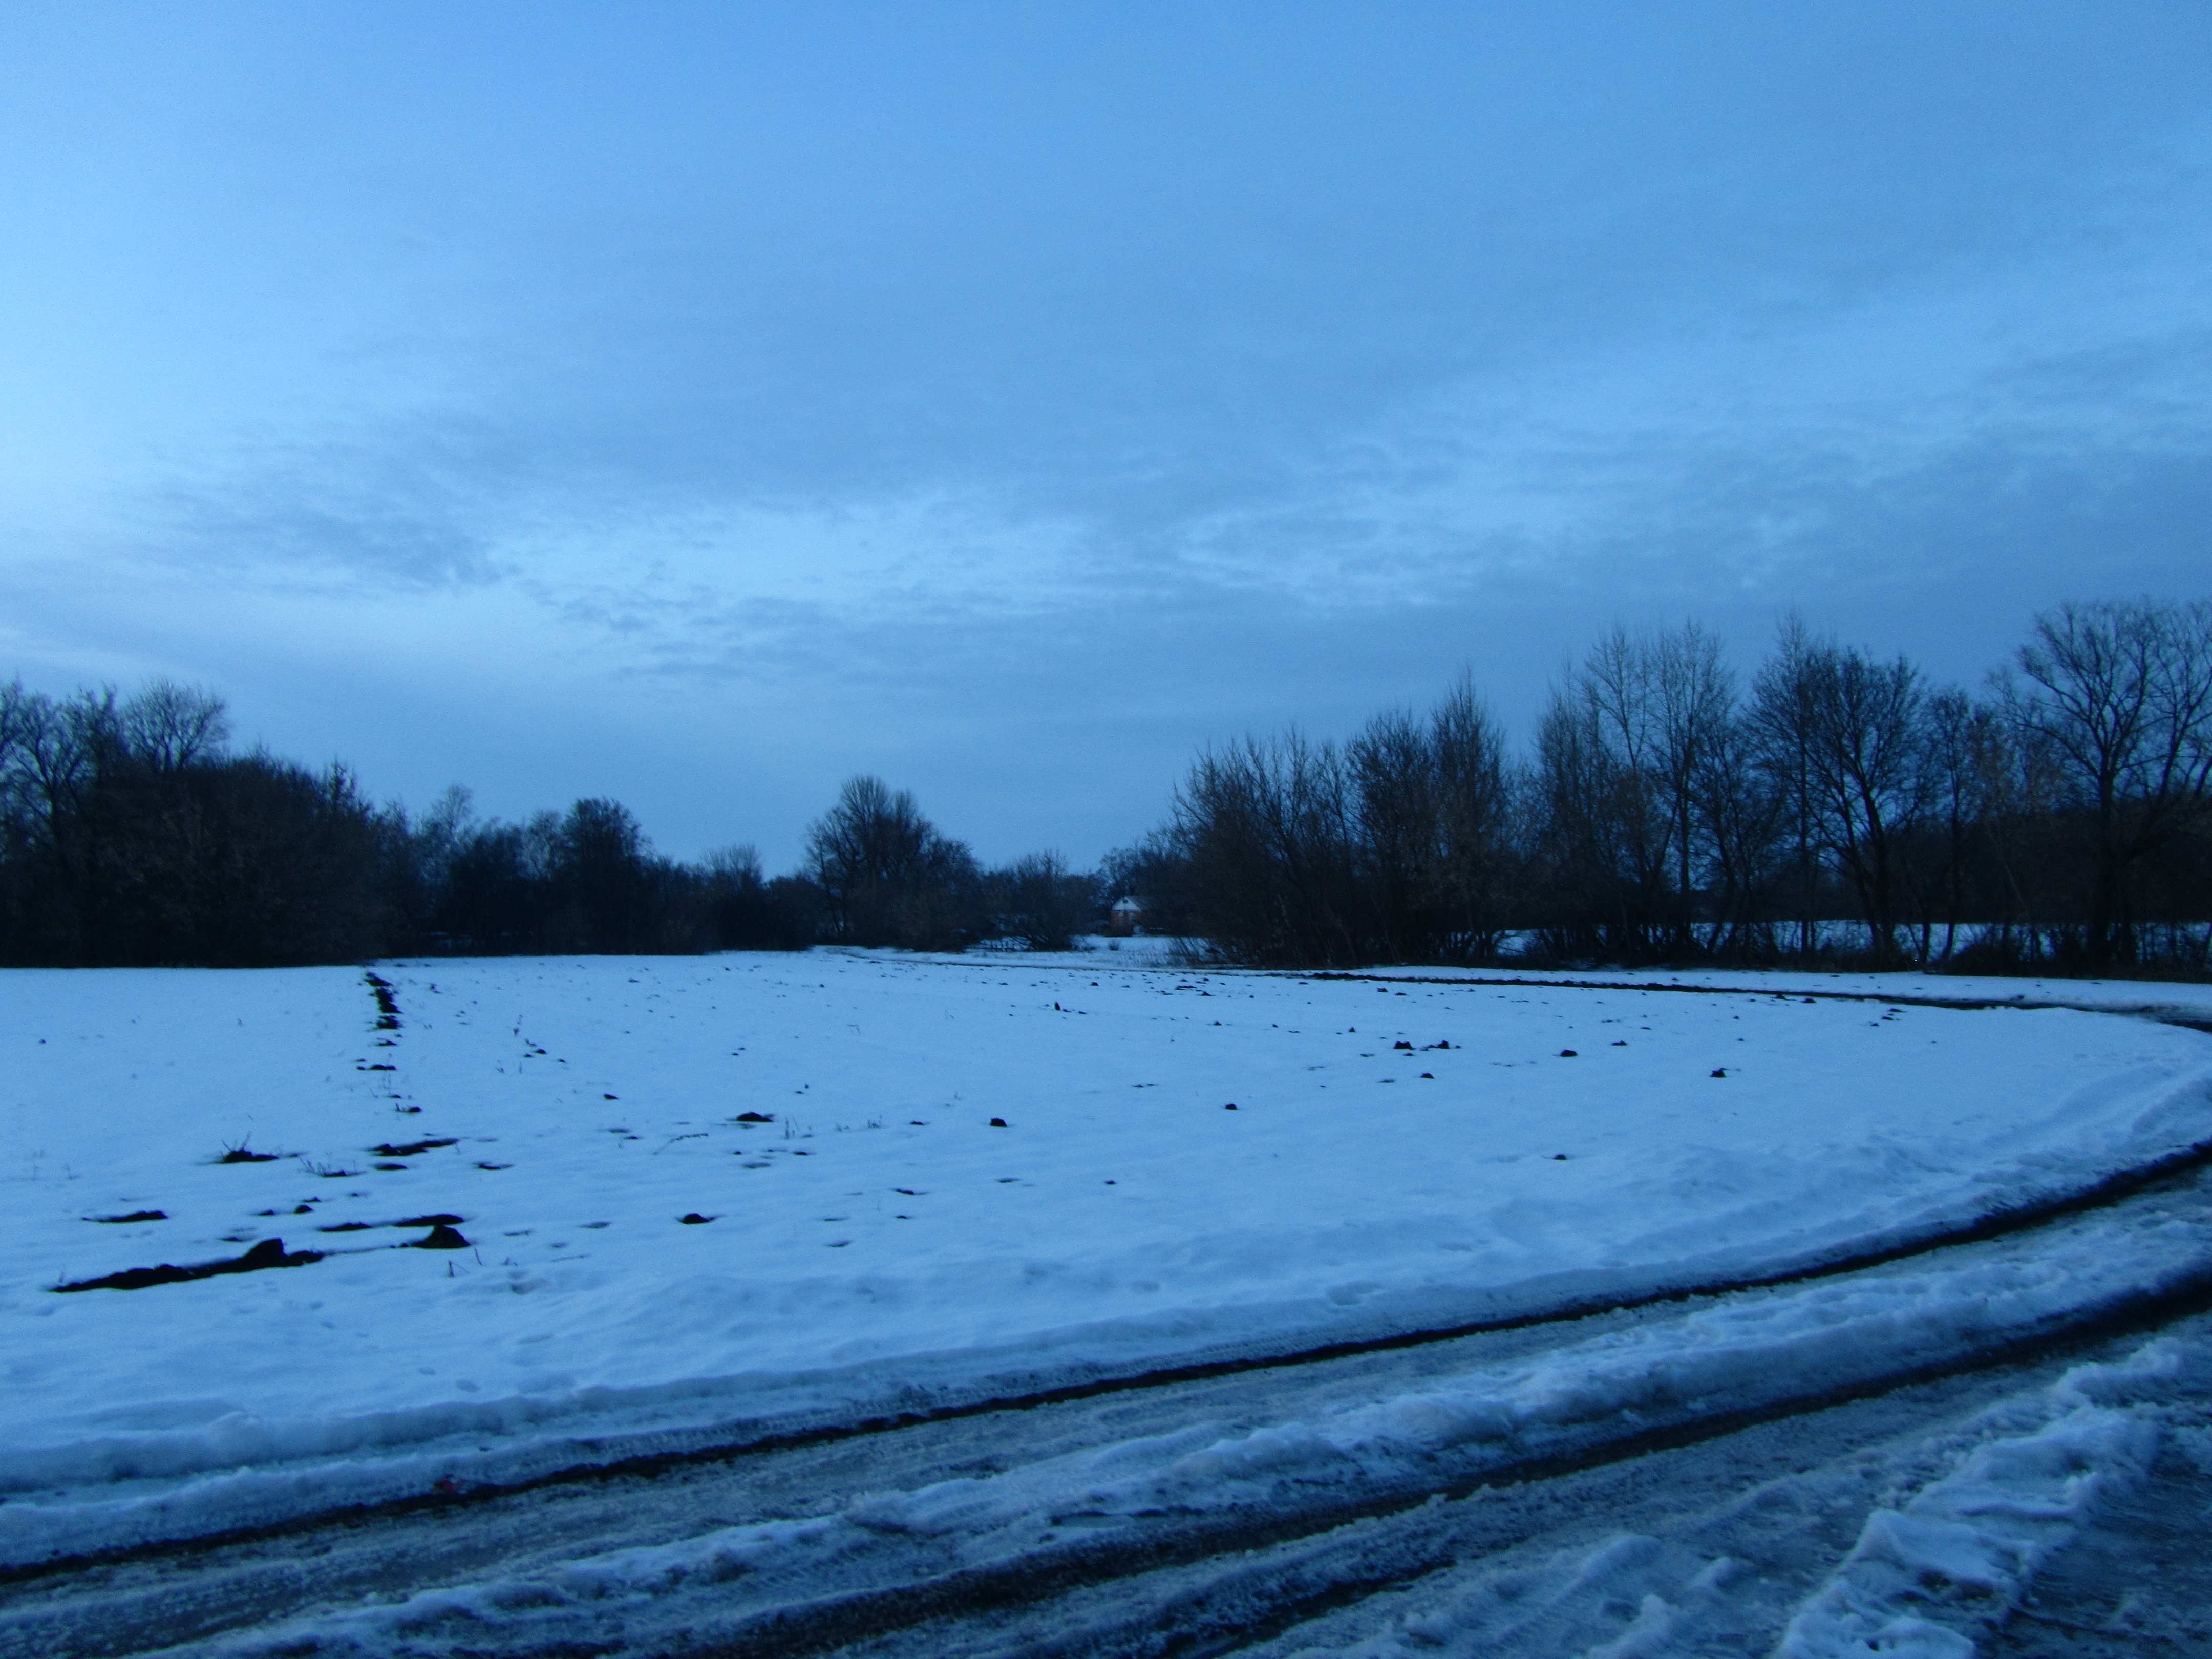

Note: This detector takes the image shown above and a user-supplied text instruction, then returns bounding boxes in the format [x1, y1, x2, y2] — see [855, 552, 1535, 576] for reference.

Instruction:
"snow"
[1317, 960, 2212, 1023]
[1232, 1332, 2202, 1659]
[2, 951, 2208, 1562]
[158, 1214, 2212, 1656]
[593, 1197, 2208, 1561]
[1779, 1345, 2179, 1658]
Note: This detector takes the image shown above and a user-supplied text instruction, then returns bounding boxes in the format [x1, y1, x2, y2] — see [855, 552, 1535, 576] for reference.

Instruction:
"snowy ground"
[3, 950, 2211, 1655]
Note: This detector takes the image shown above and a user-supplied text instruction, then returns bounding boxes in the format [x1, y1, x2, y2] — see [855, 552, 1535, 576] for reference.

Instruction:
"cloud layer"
[3, 3, 2208, 864]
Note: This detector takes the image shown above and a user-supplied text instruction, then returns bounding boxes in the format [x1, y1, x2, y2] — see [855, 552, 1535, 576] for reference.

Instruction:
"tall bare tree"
[1750, 623, 1930, 964]
[2003, 598, 2212, 969]
[1430, 674, 1516, 958]
[1348, 706, 1439, 962]
[1747, 614, 1826, 958]
[1817, 646, 1929, 964]
[1534, 624, 1731, 959]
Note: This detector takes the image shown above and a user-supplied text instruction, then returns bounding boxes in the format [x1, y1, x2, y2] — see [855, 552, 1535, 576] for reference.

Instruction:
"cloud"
[5, 5, 2209, 863]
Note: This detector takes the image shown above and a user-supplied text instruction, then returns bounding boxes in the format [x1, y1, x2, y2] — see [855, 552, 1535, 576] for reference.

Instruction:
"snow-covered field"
[5, 949, 2210, 1577]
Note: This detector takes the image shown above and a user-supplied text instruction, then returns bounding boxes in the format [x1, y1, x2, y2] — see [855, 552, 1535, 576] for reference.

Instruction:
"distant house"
[1104, 895, 1148, 936]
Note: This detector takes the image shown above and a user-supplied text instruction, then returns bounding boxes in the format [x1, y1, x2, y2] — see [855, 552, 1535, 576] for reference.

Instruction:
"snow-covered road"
[3, 953, 2209, 1655]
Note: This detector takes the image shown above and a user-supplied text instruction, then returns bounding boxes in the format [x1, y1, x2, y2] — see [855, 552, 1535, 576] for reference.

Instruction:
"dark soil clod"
[88, 1210, 167, 1224]
[1559, 1049, 1579, 1058]
[734, 1111, 775, 1123]
[370, 1138, 457, 1157]
[678, 1213, 715, 1224]
[989, 1117, 1008, 1128]
[218, 1143, 279, 1164]
[53, 1237, 322, 1293]
[1711, 1067, 1728, 1078]
[322, 1212, 463, 1234]
[411, 1224, 470, 1249]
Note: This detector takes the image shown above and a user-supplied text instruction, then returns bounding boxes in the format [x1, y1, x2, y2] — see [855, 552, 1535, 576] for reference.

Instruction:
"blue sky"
[3, 3, 2208, 866]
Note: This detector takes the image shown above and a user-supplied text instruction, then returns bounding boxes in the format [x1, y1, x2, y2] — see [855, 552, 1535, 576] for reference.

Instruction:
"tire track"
[123, 1254, 2212, 1659]
[8, 1122, 2211, 1593]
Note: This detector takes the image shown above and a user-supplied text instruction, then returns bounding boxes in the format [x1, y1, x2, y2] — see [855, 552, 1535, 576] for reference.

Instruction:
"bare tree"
[1580, 627, 1676, 945]
[1652, 624, 1734, 953]
[1809, 643, 1930, 965]
[1347, 706, 1438, 962]
[1910, 687, 2002, 965]
[1172, 731, 1363, 966]
[1533, 624, 1731, 960]
[1691, 710, 1784, 960]
[986, 850, 1096, 951]
[1430, 674, 1516, 958]
[119, 680, 230, 771]
[806, 775, 977, 949]
[1531, 678, 1623, 957]
[1747, 614, 1827, 958]
[2002, 598, 2212, 969]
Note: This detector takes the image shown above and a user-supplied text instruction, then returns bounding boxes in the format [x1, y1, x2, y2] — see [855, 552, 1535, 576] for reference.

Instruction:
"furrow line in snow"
[1298, 967, 2212, 1031]
[967, 950, 2212, 1031]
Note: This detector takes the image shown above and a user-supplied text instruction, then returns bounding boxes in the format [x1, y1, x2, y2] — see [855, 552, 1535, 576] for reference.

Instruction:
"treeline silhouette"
[0, 685, 1095, 967]
[5, 595, 2205, 975]
[1135, 598, 2212, 976]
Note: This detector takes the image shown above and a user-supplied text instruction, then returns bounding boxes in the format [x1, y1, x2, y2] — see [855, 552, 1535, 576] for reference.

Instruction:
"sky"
[2, 3, 2208, 868]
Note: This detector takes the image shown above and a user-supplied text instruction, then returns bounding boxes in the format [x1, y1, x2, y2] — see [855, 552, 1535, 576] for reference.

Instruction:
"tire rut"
[25, 1228, 2212, 1659]
[576, 1267, 2212, 1659]
[10, 1129, 2212, 1596]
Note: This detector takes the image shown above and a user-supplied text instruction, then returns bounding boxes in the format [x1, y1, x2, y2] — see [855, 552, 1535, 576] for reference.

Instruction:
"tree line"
[5, 594, 2205, 975]
[0, 686, 1096, 967]
[1139, 598, 2212, 976]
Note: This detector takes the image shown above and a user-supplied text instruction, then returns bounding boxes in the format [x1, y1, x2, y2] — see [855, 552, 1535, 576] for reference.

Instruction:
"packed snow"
[209, 1196, 2212, 1657]
[1780, 1344, 2178, 1659]
[2, 951, 2209, 1563]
